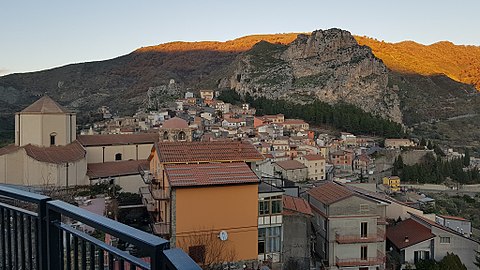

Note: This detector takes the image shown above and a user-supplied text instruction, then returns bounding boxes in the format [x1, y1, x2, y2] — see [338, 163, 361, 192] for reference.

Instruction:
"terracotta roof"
[0, 145, 20, 156]
[275, 160, 306, 170]
[24, 141, 85, 164]
[307, 181, 353, 205]
[164, 162, 259, 187]
[77, 133, 159, 146]
[156, 141, 264, 163]
[303, 154, 325, 161]
[282, 119, 307, 125]
[387, 219, 435, 250]
[438, 215, 467, 221]
[87, 160, 149, 179]
[283, 195, 313, 216]
[20, 96, 71, 114]
[162, 117, 189, 129]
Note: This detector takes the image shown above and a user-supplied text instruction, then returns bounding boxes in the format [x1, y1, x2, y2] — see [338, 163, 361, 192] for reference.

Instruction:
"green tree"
[464, 148, 471, 167]
[439, 253, 467, 270]
[427, 140, 434, 150]
[420, 138, 427, 147]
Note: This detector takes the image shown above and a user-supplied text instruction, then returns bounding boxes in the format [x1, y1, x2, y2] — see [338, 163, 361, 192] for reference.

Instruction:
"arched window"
[178, 131, 186, 141]
[163, 131, 169, 140]
[115, 153, 122, 161]
[50, 132, 57, 146]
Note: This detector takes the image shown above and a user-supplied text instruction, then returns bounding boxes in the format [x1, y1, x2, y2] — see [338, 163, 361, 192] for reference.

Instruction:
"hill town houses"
[1, 94, 479, 270]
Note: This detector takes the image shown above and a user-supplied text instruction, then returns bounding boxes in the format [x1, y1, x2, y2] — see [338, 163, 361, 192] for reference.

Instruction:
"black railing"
[0, 185, 201, 270]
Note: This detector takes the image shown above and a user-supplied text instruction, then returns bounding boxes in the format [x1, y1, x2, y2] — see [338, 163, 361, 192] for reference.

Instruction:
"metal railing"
[336, 250, 385, 267]
[0, 184, 201, 270]
[335, 228, 385, 244]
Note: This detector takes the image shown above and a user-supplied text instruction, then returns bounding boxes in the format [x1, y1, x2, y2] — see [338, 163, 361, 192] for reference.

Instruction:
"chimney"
[404, 236, 409, 243]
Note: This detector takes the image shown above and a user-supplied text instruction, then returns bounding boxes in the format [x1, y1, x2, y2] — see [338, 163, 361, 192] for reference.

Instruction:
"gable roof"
[387, 218, 435, 250]
[24, 141, 85, 164]
[164, 162, 259, 187]
[77, 133, 159, 146]
[303, 154, 325, 161]
[283, 195, 313, 216]
[0, 145, 20, 156]
[156, 140, 263, 163]
[87, 160, 149, 179]
[20, 96, 71, 114]
[275, 160, 307, 170]
[307, 181, 353, 205]
[162, 117, 189, 129]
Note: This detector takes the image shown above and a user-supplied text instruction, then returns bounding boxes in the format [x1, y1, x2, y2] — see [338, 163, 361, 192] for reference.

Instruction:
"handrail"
[46, 200, 169, 250]
[0, 184, 201, 270]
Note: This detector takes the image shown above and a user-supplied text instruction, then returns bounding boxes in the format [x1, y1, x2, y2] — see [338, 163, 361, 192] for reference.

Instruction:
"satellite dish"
[219, 230, 228, 241]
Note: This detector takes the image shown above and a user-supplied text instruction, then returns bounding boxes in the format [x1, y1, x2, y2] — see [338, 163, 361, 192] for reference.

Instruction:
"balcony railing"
[336, 251, 385, 267]
[138, 165, 155, 184]
[0, 184, 200, 270]
[150, 187, 170, 201]
[335, 229, 385, 244]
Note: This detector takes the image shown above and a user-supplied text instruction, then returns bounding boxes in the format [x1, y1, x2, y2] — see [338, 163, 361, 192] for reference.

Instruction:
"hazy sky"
[1, 0, 479, 75]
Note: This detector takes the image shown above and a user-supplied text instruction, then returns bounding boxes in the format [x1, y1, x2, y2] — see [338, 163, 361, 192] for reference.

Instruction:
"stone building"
[158, 117, 192, 142]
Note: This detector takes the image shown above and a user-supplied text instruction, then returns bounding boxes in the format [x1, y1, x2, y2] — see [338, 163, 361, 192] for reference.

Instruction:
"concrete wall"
[91, 174, 146, 193]
[0, 149, 88, 186]
[283, 214, 311, 269]
[431, 226, 480, 270]
[174, 184, 258, 261]
[403, 239, 432, 265]
[274, 165, 307, 182]
[16, 113, 76, 147]
[386, 200, 424, 220]
[85, 144, 153, 163]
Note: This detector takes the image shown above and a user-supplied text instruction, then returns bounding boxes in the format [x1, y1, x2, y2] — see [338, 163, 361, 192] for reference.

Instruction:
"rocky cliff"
[221, 29, 403, 123]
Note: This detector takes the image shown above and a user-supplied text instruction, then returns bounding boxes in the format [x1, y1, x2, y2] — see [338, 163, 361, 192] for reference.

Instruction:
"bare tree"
[177, 229, 237, 270]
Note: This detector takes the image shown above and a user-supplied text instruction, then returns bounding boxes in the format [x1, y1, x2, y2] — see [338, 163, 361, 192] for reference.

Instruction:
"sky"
[1, 0, 479, 75]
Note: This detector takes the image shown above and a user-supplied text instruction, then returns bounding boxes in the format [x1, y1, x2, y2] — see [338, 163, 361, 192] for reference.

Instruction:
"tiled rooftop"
[275, 160, 307, 170]
[87, 159, 149, 179]
[164, 162, 259, 187]
[77, 133, 159, 146]
[162, 117, 189, 129]
[20, 95, 71, 114]
[283, 195, 312, 216]
[24, 141, 86, 164]
[387, 218, 435, 249]
[156, 140, 263, 163]
[303, 154, 325, 161]
[307, 181, 353, 205]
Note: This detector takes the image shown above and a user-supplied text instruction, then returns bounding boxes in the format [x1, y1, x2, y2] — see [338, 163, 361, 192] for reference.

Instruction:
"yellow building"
[383, 176, 401, 192]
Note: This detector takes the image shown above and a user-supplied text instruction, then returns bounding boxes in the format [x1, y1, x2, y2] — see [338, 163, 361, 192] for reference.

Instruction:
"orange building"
[142, 141, 264, 264]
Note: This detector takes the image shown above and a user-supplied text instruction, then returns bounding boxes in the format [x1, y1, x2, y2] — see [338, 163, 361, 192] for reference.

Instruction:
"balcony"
[0, 184, 200, 270]
[152, 222, 171, 237]
[151, 187, 170, 201]
[335, 229, 385, 244]
[140, 187, 157, 212]
[336, 251, 385, 267]
[138, 164, 155, 184]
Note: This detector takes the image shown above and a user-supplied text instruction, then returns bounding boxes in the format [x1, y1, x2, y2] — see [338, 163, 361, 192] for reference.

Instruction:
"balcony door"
[361, 222, 368, 238]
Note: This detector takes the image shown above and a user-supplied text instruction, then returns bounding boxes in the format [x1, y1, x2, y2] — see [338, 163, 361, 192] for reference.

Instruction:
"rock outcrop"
[221, 29, 403, 123]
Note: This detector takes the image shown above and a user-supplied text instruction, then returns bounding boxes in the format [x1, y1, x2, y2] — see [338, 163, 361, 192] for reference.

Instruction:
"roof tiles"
[21, 96, 71, 114]
[77, 133, 159, 146]
[24, 141, 85, 164]
[307, 181, 353, 205]
[387, 218, 435, 249]
[275, 160, 307, 170]
[87, 160, 149, 179]
[164, 162, 259, 187]
[157, 140, 263, 163]
[283, 195, 313, 216]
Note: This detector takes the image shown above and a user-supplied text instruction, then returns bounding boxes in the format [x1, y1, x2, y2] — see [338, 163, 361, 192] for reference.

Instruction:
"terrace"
[0, 185, 200, 270]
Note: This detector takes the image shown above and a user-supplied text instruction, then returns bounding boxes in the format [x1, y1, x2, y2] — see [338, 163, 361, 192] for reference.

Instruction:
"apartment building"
[307, 181, 389, 269]
[297, 154, 326, 180]
[142, 140, 264, 264]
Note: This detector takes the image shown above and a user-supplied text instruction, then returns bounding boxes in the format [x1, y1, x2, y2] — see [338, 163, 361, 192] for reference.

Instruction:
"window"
[361, 246, 368, 260]
[361, 222, 368, 238]
[259, 200, 270, 216]
[258, 228, 266, 254]
[440, 236, 451, 244]
[50, 133, 57, 146]
[271, 199, 282, 214]
[189, 245, 206, 264]
[414, 251, 430, 263]
[259, 227, 281, 254]
[178, 131, 186, 141]
[115, 153, 122, 161]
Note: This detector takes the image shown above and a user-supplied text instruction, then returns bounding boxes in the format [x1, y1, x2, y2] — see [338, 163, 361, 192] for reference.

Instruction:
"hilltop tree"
[464, 148, 471, 167]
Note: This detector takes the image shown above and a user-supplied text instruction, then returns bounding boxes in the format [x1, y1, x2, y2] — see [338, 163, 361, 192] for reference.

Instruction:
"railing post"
[38, 197, 51, 270]
[46, 203, 62, 270]
[151, 244, 166, 270]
